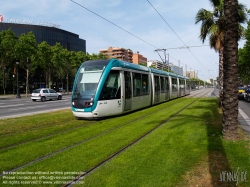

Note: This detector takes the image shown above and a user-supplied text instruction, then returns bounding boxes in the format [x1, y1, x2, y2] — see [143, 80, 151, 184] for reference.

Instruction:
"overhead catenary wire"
[146, 0, 210, 73]
[70, 0, 159, 49]
[70, 0, 181, 70]
[70, 0, 212, 80]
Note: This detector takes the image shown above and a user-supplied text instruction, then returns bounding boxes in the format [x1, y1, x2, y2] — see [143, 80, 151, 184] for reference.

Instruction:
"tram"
[71, 59, 190, 119]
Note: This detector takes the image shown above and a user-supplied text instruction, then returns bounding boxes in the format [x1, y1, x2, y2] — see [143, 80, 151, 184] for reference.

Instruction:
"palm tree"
[222, 0, 244, 139]
[195, 0, 247, 106]
[195, 0, 248, 139]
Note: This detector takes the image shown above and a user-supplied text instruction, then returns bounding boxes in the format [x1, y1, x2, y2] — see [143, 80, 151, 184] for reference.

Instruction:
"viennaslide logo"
[219, 167, 247, 185]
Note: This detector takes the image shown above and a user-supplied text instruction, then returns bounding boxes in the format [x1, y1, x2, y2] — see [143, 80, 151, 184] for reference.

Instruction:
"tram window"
[133, 73, 142, 97]
[125, 71, 132, 99]
[166, 78, 169, 91]
[172, 78, 177, 91]
[142, 74, 149, 95]
[99, 70, 121, 100]
[160, 77, 165, 93]
[154, 76, 160, 92]
[80, 71, 102, 92]
[180, 79, 185, 89]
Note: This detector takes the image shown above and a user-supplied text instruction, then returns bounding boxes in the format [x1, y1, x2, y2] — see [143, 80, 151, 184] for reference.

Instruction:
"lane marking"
[9, 105, 47, 111]
[0, 104, 24, 108]
[0, 107, 70, 120]
[239, 108, 250, 126]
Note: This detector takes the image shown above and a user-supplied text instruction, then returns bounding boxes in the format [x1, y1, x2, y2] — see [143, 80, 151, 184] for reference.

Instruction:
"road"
[238, 99, 250, 135]
[0, 89, 250, 137]
[0, 95, 71, 119]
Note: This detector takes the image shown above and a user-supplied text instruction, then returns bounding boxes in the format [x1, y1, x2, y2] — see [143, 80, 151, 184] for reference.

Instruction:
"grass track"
[1, 98, 250, 187]
[77, 98, 250, 187]
[0, 98, 194, 186]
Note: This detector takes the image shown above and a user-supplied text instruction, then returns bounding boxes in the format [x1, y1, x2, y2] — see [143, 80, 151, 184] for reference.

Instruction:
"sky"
[1, 0, 250, 81]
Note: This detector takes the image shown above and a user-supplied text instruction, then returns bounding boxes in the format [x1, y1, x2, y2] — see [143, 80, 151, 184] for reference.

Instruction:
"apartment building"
[99, 47, 133, 62]
[184, 70, 197, 78]
[147, 60, 169, 70]
[132, 52, 147, 66]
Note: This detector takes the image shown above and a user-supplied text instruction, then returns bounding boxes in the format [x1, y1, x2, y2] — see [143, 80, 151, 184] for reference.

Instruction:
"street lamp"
[16, 62, 21, 98]
[13, 74, 15, 95]
[66, 74, 69, 94]
[40, 75, 42, 88]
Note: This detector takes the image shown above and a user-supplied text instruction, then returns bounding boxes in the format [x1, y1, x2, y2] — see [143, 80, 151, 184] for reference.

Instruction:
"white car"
[31, 88, 62, 102]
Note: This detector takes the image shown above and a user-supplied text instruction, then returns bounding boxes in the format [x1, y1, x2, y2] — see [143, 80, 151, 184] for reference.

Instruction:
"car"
[238, 86, 245, 100]
[244, 87, 250, 101]
[31, 88, 62, 102]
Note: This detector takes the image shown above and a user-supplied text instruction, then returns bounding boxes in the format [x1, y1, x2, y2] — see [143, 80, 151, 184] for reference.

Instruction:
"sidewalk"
[0, 93, 30, 100]
[0, 92, 71, 100]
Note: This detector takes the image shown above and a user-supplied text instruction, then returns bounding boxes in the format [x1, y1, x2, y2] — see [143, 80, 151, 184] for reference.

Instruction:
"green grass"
[1, 98, 250, 187]
[78, 98, 250, 187]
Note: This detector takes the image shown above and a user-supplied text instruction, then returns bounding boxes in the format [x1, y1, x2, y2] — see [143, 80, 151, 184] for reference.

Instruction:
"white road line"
[0, 104, 24, 108]
[9, 105, 47, 111]
[1, 107, 70, 119]
[239, 108, 250, 126]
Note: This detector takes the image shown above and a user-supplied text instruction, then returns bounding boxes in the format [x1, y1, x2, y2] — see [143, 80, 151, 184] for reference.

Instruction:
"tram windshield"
[72, 65, 105, 100]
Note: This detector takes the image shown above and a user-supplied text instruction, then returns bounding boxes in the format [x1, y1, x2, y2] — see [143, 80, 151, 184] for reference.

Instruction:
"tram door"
[154, 76, 160, 103]
[124, 71, 132, 111]
[165, 77, 170, 100]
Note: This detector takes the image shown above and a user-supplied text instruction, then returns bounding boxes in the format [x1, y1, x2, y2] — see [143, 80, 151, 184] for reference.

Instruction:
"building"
[99, 47, 133, 62]
[132, 52, 147, 66]
[0, 16, 86, 93]
[0, 19, 86, 52]
[147, 60, 169, 70]
[184, 70, 197, 78]
[169, 63, 183, 75]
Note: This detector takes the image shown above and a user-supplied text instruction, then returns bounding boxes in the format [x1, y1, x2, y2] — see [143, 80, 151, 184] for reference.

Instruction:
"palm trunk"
[222, 0, 239, 140]
[218, 47, 223, 107]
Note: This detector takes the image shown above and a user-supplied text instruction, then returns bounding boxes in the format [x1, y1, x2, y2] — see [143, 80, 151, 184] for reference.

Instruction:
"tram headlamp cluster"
[72, 101, 93, 107]
[85, 102, 93, 106]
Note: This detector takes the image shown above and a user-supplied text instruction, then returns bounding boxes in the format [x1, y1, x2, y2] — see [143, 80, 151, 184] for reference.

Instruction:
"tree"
[195, 0, 247, 106]
[15, 32, 38, 97]
[0, 30, 17, 95]
[222, 0, 247, 139]
[51, 43, 65, 89]
[36, 41, 53, 88]
[238, 22, 250, 84]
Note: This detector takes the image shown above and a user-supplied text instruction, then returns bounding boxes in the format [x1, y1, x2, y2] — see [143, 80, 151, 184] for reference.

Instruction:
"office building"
[0, 16, 86, 52]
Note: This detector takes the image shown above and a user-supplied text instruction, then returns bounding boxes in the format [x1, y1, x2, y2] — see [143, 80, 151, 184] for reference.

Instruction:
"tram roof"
[112, 59, 150, 72]
[149, 68, 169, 76]
[80, 59, 189, 79]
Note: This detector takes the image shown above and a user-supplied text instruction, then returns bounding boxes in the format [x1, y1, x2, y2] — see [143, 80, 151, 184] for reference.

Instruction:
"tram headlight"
[85, 102, 93, 106]
[72, 101, 75, 106]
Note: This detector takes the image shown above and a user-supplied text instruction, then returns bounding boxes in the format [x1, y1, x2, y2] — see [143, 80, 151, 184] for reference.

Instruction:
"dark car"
[238, 86, 245, 100]
[245, 87, 250, 102]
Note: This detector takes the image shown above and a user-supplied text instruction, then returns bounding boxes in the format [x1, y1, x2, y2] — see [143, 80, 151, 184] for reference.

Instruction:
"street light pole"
[66, 74, 69, 94]
[40, 75, 42, 88]
[13, 74, 15, 95]
[167, 53, 169, 72]
[16, 62, 21, 98]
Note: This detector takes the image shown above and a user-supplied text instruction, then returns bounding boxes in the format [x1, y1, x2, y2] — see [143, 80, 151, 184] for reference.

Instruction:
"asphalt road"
[0, 94, 71, 119]
[0, 89, 250, 137]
